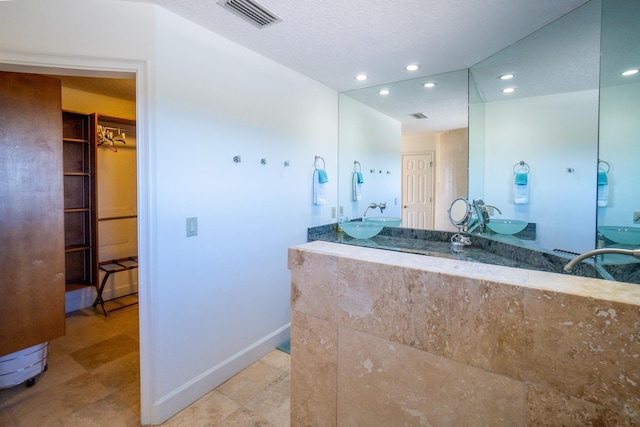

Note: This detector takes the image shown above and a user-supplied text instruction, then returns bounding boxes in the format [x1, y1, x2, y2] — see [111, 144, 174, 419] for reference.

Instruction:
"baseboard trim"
[148, 323, 291, 424]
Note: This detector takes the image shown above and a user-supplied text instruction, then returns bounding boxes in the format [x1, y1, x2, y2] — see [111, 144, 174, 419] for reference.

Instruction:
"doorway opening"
[0, 52, 151, 420]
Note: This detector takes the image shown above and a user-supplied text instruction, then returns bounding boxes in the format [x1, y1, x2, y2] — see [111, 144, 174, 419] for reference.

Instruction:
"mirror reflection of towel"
[352, 171, 363, 201]
[313, 169, 328, 205]
[597, 171, 608, 207]
[514, 172, 529, 204]
[317, 169, 328, 184]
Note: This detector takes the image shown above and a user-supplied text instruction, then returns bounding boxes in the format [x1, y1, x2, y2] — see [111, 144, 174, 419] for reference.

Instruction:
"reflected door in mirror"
[402, 153, 434, 229]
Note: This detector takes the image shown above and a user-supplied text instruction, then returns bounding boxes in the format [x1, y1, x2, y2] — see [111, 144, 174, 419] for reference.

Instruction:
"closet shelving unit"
[62, 111, 98, 292]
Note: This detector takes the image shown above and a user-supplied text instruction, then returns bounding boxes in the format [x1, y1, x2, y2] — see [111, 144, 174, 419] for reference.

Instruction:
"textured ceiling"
[471, 0, 601, 103]
[140, 0, 589, 92]
[343, 69, 469, 135]
[30, 0, 599, 136]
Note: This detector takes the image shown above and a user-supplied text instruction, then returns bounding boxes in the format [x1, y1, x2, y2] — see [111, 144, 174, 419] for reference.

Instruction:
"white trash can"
[0, 342, 48, 389]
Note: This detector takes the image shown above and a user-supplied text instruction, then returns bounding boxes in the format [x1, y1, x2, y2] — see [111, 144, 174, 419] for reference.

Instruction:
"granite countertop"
[308, 224, 640, 285]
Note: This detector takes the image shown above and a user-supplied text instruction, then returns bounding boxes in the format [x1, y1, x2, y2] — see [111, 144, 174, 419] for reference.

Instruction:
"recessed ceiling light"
[622, 69, 639, 76]
[406, 64, 420, 71]
[500, 74, 515, 80]
[502, 87, 515, 94]
[423, 82, 435, 88]
[379, 89, 390, 95]
[356, 74, 368, 81]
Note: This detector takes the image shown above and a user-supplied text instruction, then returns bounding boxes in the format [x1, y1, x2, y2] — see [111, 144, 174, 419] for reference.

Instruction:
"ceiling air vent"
[217, 0, 282, 28]
[410, 112, 428, 119]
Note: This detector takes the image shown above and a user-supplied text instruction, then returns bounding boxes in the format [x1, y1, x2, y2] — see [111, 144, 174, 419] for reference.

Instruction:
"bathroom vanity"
[309, 223, 640, 284]
[288, 240, 640, 425]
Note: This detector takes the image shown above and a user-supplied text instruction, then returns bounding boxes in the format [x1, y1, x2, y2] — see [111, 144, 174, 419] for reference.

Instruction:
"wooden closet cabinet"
[0, 72, 66, 356]
[62, 112, 98, 291]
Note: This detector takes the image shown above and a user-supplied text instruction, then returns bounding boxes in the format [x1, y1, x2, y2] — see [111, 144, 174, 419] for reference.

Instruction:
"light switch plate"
[331, 207, 336, 218]
[186, 217, 198, 237]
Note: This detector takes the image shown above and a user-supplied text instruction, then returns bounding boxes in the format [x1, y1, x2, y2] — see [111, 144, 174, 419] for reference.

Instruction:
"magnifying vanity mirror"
[448, 197, 472, 228]
[447, 197, 472, 251]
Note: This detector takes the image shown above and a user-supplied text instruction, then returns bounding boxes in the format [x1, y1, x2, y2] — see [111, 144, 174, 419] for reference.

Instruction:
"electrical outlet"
[634, 211, 640, 224]
[339, 206, 344, 216]
[186, 217, 198, 237]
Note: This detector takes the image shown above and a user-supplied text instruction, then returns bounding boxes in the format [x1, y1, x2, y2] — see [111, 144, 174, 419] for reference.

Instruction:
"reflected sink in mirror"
[486, 219, 528, 235]
[362, 217, 402, 227]
[340, 221, 384, 239]
[598, 226, 640, 245]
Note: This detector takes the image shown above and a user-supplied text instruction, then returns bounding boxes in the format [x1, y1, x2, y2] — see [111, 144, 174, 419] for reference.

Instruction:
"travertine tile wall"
[289, 241, 640, 426]
[434, 128, 469, 232]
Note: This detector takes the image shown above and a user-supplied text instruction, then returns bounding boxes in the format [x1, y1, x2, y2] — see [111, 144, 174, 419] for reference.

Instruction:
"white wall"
[151, 7, 337, 420]
[598, 82, 640, 227]
[482, 90, 599, 253]
[0, 1, 338, 424]
[468, 100, 485, 199]
[338, 96, 402, 220]
[402, 133, 438, 152]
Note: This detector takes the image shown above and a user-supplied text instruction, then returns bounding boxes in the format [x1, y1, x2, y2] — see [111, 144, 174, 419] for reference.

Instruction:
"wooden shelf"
[64, 244, 92, 253]
[62, 138, 90, 143]
[63, 111, 98, 289]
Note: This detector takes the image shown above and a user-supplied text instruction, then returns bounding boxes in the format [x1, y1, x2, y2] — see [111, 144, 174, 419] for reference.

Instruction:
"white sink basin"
[598, 226, 640, 245]
[362, 217, 402, 227]
[485, 219, 528, 235]
[340, 221, 384, 239]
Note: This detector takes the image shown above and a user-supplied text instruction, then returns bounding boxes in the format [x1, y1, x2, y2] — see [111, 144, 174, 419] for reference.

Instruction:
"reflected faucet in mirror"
[468, 198, 500, 234]
[363, 202, 386, 217]
[564, 248, 640, 272]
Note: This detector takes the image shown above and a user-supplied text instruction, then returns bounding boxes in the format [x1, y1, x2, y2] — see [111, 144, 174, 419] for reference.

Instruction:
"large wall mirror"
[469, 0, 601, 254]
[597, 0, 640, 250]
[470, 0, 640, 255]
[338, 0, 639, 259]
[338, 70, 469, 230]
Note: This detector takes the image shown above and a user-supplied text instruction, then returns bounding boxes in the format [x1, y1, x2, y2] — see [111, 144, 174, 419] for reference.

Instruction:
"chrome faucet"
[563, 248, 640, 272]
[363, 202, 386, 217]
[363, 203, 377, 217]
[485, 205, 502, 215]
[472, 198, 490, 227]
[467, 198, 493, 233]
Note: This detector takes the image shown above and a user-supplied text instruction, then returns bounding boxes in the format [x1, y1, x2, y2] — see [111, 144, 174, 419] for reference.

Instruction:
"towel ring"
[314, 155, 325, 170]
[598, 159, 610, 173]
[513, 161, 530, 174]
[354, 161, 361, 172]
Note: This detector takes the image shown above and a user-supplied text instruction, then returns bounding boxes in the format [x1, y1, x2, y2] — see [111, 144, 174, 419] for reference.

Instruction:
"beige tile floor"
[0, 299, 291, 426]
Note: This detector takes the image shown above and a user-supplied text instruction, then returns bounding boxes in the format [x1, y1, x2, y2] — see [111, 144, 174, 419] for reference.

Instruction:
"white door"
[402, 153, 434, 229]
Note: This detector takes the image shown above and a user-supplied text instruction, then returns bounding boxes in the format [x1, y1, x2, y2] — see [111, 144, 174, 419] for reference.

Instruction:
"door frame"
[0, 50, 153, 423]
